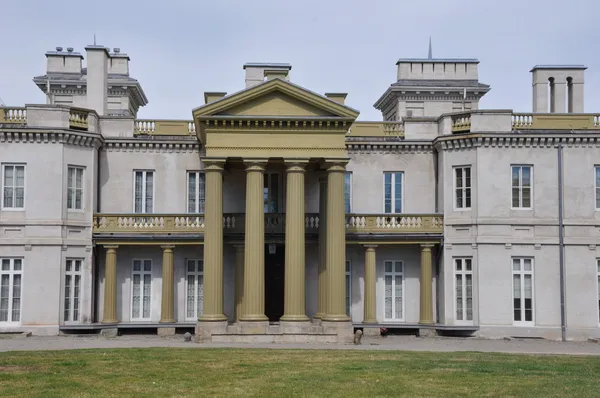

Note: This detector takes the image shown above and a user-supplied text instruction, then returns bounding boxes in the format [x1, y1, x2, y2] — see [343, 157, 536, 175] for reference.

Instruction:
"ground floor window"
[131, 259, 152, 320]
[0, 258, 22, 323]
[64, 259, 82, 323]
[345, 260, 351, 317]
[384, 260, 403, 320]
[512, 257, 534, 325]
[186, 259, 204, 320]
[454, 258, 473, 322]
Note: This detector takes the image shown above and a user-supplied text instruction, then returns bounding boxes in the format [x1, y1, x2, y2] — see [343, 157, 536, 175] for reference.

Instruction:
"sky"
[1, 0, 599, 121]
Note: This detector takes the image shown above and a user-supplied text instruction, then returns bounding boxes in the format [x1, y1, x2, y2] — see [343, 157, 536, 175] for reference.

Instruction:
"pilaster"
[419, 244, 435, 324]
[159, 245, 175, 323]
[363, 245, 377, 323]
[101, 245, 118, 324]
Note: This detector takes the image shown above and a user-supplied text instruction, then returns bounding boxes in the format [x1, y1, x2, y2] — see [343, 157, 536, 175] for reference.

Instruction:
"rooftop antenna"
[428, 37, 432, 59]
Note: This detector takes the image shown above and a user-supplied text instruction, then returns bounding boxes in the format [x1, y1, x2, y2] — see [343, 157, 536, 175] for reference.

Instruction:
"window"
[454, 166, 471, 209]
[597, 259, 600, 324]
[134, 171, 154, 213]
[131, 259, 152, 320]
[0, 258, 22, 323]
[511, 166, 532, 209]
[187, 172, 205, 213]
[512, 258, 534, 325]
[344, 172, 352, 213]
[67, 166, 84, 210]
[186, 259, 204, 320]
[384, 172, 403, 213]
[64, 259, 82, 322]
[2, 164, 25, 209]
[384, 260, 404, 320]
[345, 260, 351, 317]
[264, 172, 280, 213]
[454, 258, 473, 322]
[595, 167, 600, 210]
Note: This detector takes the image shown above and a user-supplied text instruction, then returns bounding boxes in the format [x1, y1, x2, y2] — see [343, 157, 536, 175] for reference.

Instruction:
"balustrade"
[451, 113, 471, 133]
[0, 107, 27, 124]
[69, 108, 89, 130]
[134, 119, 196, 136]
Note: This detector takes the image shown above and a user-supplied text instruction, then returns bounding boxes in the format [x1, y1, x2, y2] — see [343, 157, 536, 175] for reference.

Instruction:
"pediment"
[217, 91, 336, 117]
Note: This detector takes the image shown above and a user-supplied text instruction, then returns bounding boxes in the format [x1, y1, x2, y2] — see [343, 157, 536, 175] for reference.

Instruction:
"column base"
[101, 319, 118, 324]
[279, 314, 309, 322]
[195, 320, 227, 342]
[312, 313, 323, 320]
[159, 319, 176, 324]
[280, 321, 312, 334]
[239, 314, 268, 322]
[321, 314, 350, 322]
[198, 314, 228, 322]
[238, 320, 269, 334]
[157, 327, 176, 336]
[321, 320, 354, 343]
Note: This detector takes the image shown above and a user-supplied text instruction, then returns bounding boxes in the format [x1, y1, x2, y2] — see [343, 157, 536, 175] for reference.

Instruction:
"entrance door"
[264, 244, 285, 322]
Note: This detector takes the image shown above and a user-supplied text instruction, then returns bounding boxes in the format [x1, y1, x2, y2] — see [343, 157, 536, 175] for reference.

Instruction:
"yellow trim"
[95, 241, 203, 246]
[348, 241, 441, 245]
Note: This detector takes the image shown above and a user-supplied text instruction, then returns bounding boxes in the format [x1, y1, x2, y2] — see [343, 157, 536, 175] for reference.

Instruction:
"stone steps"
[211, 333, 338, 344]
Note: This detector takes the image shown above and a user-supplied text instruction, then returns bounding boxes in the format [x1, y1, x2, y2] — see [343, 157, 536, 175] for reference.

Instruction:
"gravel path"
[1, 334, 600, 355]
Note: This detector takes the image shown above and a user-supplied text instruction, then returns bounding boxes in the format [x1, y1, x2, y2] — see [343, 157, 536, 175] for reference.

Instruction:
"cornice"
[0, 130, 103, 149]
[103, 139, 200, 153]
[347, 141, 433, 154]
[200, 117, 352, 132]
[434, 134, 600, 151]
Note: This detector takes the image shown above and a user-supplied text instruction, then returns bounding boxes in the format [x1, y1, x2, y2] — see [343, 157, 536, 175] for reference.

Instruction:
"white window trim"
[185, 259, 204, 321]
[595, 166, 600, 211]
[453, 166, 472, 211]
[130, 259, 152, 321]
[1, 164, 26, 211]
[345, 172, 352, 214]
[383, 260, 405, 322]
[453, 257, 474, 325]
[63, 258, 83, 324]
[345, 260, 351, 318]
[382, 172, 404, 214]
[67, 166, 85, 212]
[510, 165, 533, 210]
[512, 257, 535, 326]
[0, 258, 23, 325]
[132, 170, 155, 214]
[186, 171, 205, 214]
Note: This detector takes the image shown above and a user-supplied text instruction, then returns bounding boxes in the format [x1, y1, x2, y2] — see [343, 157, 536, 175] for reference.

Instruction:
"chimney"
[46, 46, 83, 74]
[204, 92, 227, 104]
[531, 65, 586, 113]
[243, 63, 292, 88]
[325, 93, 347, 105]
[109, 47, 130, 75]
[85, 45, 110, 116]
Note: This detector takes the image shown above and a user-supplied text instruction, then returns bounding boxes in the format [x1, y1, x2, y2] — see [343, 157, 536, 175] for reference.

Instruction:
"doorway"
[264, 243, 285, 322]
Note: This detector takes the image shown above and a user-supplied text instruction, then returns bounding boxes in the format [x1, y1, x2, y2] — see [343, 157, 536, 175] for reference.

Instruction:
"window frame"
[510, 165, 533, 210]
[383, 172, 404, 214]
[595, 166, 600, 211]
[130, 259, 153, 321]
[132, 170, 155, 214]
[383, 260, 405, 321]
[185, 259, 204, 321]
[512, 257, 535, 326]
[186, 171, 205, 214]
[264, 172, 282, 214]
[0, 258, 23, 325]
[1, 163, 26, 211]
[64, 258, 83, 324]
[453, 257, 474, 324]
[67, 166, 85, 211]
[344, 172, 352, 214]
[453, 166, 472, 210]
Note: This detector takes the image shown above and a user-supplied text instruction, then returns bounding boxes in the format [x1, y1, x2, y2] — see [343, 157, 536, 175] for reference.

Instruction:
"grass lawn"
[1, 348, 599, 397]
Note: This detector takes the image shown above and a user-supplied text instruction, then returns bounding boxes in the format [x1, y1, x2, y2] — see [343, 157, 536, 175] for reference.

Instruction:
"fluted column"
[419, 244, 435, 324]
[315, 175, 328, 319]
[102, 245, 118, 324]
[323, 162, 349, 322]
[281, 161, 309, 322]
[199, 161, 227, 322]
[363, 245, 377, 323]
[234, 244, 245, 322]
[240, 161, 268, 321]
[159, 245, 175, 323]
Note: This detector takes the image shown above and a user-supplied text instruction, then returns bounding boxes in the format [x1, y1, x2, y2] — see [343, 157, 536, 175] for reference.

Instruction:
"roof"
[391, 79, 490, 89]
[396, 58, 479, 64]
[530, 65, 587, 71]
[243, 62, 292, 70]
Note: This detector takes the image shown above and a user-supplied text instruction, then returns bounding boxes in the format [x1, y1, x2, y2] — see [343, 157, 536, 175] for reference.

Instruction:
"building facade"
[1, 45, 599, 341]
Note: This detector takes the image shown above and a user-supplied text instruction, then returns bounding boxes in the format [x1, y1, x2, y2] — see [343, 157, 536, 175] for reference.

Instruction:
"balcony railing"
[93, 213, 443, 235]
[69, 108, 89, 130]
[134, 120, 196, 136]
[347, 121, 404, 137]
[451, 113, 471, 133]
[0, 107, 27, 124]
[512, 113, 600, 130]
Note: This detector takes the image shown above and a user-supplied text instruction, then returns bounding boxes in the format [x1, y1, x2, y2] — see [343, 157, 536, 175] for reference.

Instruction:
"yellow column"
[159, 245, 175, 323]
[363, 245, 377, 323]
[281, 161, 309, 322]
[240, 161, 268, 321]
[234, 244, 245, 322]
[102, 245, 118, 324]
[419, 244, 435, 324]
[314, 175, 327, 320]
[199, 161, 227, 322]
[323, 162, 349, 322]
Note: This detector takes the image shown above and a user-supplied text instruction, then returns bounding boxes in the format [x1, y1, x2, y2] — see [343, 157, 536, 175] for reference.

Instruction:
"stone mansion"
[0, 44, 599, 342]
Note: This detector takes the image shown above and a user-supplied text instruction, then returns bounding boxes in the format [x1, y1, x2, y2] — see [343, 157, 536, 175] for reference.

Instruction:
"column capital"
[284, 159, 309, 172]
[160, 245, 175, 251]
[244, 159, 268, 172]
[104, 245, 118, 252]
[364, 244, 378, 250]
[204, 162, 225, 172]
[420, 243, 435, 251]
[324, 160, 349, 173]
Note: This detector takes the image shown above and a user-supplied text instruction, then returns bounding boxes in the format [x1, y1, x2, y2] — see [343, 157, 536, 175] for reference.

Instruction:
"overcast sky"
[1, 0, 598, 121]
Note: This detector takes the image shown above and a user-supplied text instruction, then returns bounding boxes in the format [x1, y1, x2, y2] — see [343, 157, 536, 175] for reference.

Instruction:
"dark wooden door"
[264, 244, 285, 322]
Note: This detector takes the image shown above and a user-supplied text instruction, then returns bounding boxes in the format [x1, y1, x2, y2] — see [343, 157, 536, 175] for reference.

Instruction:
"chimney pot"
[56, 46, 63, 52]
[67, 47, 73, 53]
[114, 48, 120, 54]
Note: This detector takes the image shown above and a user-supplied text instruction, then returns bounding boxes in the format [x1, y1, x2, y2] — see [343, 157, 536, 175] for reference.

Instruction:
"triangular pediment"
[193, 78, 359, 119]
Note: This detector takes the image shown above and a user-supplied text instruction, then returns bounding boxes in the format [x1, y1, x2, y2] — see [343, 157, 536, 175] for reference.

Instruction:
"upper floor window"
[384, 172, 403, 214]
[511, 165, 532, 209]
[2, 164, 25, 210]
[187, 172, 205, 213]
[454, 166, 472, 209]
[344, 172, 352, 213]
[67, 166, 84, 210]
[264, 172, 280, 213]
[595, 167, 600, 210]
[134, 171, 154, 213]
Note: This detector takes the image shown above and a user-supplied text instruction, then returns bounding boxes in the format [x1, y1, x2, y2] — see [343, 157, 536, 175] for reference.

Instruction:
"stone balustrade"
[347, 121, 404, 137]
[69, 108, 89, 130]
[345, 214, 444, 234]
[94, 214, 206, 233]
[0, 107, 27, 124]
[134, 119, 196, 136]
[451, 113, 471, 133]
[512, 113, 600, 130]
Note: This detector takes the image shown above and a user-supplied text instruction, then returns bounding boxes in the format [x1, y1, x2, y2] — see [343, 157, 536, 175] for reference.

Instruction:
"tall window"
[0, 258, 22, 323]
[64, 259, 82, 322]
[384, 172, 403, 213]
[345, 260, 351, 317]
[67, 166, 84, 210]
[344, 172, 352, 213]
[595, 167, 600, 210]
[454, 166, 471, 209]
[511, 166, 532, 209]
[455, 258, 473, 322]
[187, 172, 205, 213]
[186, 259, 204, 320]
[2, 164, 25, 209]
[131, 259, 152, 320]
[264, 172, 280, 213]
[134, 171, 154, 213]
[384, 260, 403, 320]
[512, 257, 534, 325]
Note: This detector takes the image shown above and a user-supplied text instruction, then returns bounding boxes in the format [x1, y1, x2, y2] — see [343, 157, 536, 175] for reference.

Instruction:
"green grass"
[0, 348, 599, 397]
